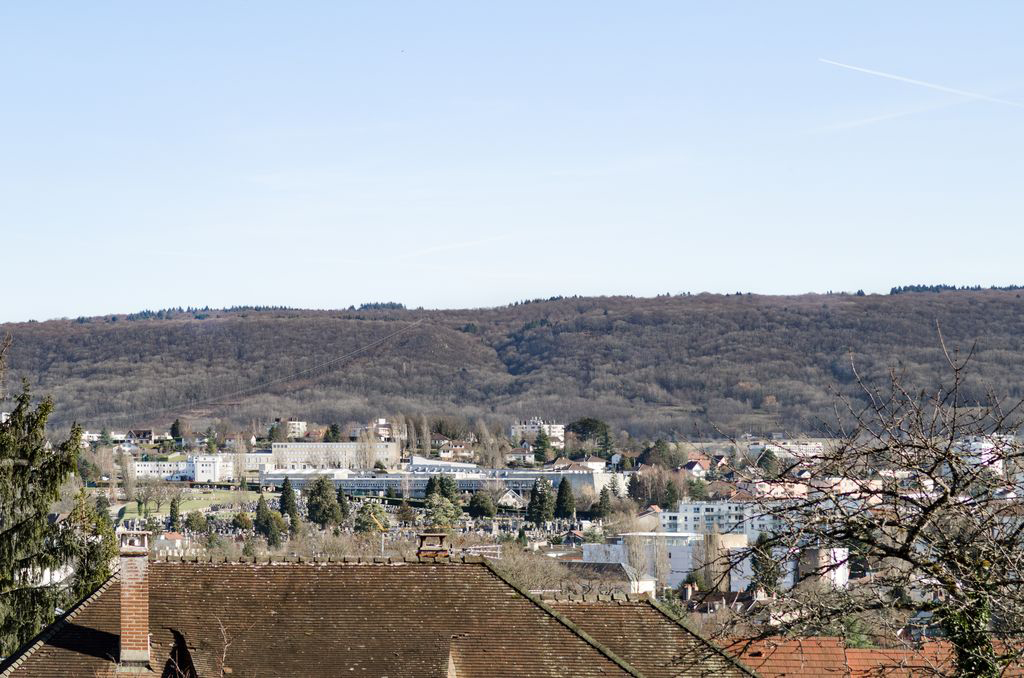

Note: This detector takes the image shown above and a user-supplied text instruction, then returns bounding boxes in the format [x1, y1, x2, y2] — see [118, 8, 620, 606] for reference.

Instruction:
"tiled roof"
[728, 637, 1024, 677]
[547, 597, 756, 678]
[728, 637, 848, 677]
[2, 556, 648, 678]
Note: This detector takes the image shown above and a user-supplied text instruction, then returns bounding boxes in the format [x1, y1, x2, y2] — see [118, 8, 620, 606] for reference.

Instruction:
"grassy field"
[118, 489, 266, 520]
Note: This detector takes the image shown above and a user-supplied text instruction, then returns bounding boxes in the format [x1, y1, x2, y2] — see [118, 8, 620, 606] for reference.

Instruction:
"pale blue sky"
[2, 2, 1023, 322]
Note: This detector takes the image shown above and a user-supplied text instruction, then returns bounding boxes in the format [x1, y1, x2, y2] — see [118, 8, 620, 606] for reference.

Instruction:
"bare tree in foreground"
[713, 342, 1024, 677]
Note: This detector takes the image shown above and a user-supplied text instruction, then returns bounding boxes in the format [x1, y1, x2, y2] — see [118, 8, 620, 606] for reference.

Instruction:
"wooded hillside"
[4, 291, 1024, 438]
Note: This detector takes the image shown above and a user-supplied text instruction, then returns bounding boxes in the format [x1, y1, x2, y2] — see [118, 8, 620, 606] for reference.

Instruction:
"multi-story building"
[269, 441, 401, 471]
[747, 440, 825, 462]
[660, 498, 785, 539]
[129, 455, 236, 483]
[510, 417, 565, 449]
[282, 419, 307, 438]
[260, 456, 626, 499]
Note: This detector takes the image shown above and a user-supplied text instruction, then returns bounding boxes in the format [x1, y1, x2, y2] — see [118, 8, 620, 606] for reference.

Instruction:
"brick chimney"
[118, 530, 151, 670]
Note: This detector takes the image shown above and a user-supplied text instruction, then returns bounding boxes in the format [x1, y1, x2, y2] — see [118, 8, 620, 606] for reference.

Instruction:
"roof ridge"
[478, 559, 644, 677]
[643, 597, 762, 678]
[0, 569, 119, 676]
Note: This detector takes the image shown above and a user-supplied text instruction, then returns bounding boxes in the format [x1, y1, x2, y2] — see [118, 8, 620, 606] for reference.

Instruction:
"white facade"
[510, 417, 565, 449]
[747, 440, 825, 462]
[286, 420, 308, 438]
[0, 412, 8, 424]
[270, 441, 401, 471]
[262, 457, 628, 499]
[129, 455, 236, 482]
[661, 499, 785, 539]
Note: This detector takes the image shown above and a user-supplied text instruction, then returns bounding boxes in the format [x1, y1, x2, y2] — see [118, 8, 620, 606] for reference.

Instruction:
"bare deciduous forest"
[4, 290, 1024, 437]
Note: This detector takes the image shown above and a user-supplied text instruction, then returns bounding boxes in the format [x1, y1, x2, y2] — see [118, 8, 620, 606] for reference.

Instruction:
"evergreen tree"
[254, 494, 271, 533]
[595, 486, 613, 519]
[687, 477, 709, 500]
[355, 502, 390, 533]
[424, 475, 440, 498]
[533, 429, 552, 462]
[185, 511, 208, 533]
[750, 533, 782, 595]
[170, 418, 182, 440]
[169, 494, 181, 531]
[306, 476, 342, 528]
[468, 492, 497, 518]
[65, 490, 117, 605]
[0, 383, 81, 656]
[323, 423, 343, 442]
[554, 479, 576, 519]
[99, 427, 113, 447]
[426, 493, 461, 527]
[757, 447, 779, 475]
[439, 475, 460, 503]
[627, 473, 643, 501]
[597, 429, 615, 458]
[663, 478, 680, 508]
[336, 486, 350, 521]
[280, 476, 299, 530]
[516, 526, 528, 545]
[204, 426, 218, 454]
[526, 479, 555, 525]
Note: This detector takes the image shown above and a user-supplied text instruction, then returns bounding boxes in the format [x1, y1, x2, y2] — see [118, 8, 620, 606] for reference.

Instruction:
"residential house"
[505, 442, 534, 465]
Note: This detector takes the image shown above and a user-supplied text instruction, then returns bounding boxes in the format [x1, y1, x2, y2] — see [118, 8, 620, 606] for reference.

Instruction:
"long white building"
[260, 456, 625, 498]
[269, 441, 401, 470]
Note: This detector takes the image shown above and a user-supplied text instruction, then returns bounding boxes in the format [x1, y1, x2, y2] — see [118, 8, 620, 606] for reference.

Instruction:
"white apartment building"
[660, 499, 785, 539]
[510, 417, 565, 449]
[130, 455, 236, 483]
[747, 440, 825, 462]
[270, 441, 401, 471]
[283, 420, 307, 438]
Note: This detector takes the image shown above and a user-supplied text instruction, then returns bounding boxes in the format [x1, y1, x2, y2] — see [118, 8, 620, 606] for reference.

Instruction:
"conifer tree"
[663, 478, 680, 508]
[336, 486, 350, 521]
[64, 490, 117, 606]
[355, 502, 389, 533]
[468, 492, 497, 518]
[0, 381, 82, 656]
[526, 479, 555, 525]
[424, 475, 440, 498]
[169, 494, 181, 531]
[595, 485, 612, 519]
[439, 475, 460, 503]
[254, 494, 272, 536]
[305, 476, 342, 528]
[280, 476, 299, 532]
[533, 429, 552, 462]
[554, 479, 575, 519]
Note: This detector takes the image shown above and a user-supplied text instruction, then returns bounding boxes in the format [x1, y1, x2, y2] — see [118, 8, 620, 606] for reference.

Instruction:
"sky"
[2, 2, 1023, 322]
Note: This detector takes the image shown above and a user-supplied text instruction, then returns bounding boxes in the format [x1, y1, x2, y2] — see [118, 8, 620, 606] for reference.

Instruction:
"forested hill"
[4, 291, 1024, 438]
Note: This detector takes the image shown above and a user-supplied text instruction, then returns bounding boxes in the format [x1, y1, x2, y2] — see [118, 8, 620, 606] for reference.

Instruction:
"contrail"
[819, 58, 1024, 109]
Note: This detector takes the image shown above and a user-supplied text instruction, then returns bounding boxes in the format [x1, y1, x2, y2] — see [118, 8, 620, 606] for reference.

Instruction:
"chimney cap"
[118, 529, 151, 555]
